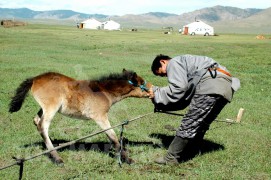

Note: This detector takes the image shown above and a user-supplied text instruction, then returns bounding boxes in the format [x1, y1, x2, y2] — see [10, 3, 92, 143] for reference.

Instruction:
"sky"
[0, 0, 270, 15]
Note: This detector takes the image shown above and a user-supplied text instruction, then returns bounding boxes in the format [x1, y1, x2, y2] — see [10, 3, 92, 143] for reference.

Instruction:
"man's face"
[155, 60, 168, 77]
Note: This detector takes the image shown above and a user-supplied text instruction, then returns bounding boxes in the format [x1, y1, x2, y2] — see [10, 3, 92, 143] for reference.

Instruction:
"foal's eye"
[131, 80, 138, 86]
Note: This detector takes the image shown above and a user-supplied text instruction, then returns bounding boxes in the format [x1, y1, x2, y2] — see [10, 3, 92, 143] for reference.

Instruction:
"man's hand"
[149, 86, 155, 99]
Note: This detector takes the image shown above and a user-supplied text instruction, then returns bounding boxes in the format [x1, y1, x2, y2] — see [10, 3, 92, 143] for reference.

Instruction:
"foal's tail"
[9, 78, 34, 113]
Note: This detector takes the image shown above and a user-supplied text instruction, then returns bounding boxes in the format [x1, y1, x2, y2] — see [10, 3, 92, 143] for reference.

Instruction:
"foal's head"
[122, 69, 152, 93]
[97, 69, 152, 97]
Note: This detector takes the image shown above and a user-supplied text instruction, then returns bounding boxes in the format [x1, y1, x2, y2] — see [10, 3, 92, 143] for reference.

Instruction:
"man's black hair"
[151, 54, 171, 75]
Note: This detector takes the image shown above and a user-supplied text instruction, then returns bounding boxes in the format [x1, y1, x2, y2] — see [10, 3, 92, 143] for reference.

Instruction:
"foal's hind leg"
[34, 109, 43, 126]
[95, 117, 133, 164]
[36, 108, 63, 164]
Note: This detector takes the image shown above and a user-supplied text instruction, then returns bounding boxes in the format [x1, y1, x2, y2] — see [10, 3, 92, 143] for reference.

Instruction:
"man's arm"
[152, 59, 189, 105]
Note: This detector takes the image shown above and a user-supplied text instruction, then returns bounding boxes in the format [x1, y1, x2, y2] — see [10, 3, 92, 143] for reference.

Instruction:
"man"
[149, 54, 240, 165]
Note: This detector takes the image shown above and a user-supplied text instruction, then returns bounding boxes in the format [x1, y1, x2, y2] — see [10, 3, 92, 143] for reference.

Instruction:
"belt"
[208, 67, 232, 78]
[216, 68, 232, 77]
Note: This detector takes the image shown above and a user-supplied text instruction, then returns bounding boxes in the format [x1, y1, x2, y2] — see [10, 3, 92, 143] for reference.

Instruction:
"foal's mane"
[94, 70, 135, 82]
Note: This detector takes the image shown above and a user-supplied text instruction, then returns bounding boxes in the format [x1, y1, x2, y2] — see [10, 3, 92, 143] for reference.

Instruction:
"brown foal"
[9, 69, 152, 164]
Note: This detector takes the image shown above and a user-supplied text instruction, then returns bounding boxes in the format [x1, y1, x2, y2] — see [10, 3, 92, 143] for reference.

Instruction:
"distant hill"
[1, 6, 270, 33]
[212, 7, 271, 34]
[179, 5, 262, 23]
[0, 8, 108, 20]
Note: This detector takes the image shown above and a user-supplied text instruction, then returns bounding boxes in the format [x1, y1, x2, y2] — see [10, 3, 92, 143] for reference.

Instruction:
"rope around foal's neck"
[128, 80, 149, 92]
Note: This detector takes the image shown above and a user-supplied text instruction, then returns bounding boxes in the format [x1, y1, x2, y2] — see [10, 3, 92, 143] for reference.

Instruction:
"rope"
[154, 109, 185, 116]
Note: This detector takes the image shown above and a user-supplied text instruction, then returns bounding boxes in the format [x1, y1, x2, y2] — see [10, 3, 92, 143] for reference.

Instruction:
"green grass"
[0, 24, 270, 179]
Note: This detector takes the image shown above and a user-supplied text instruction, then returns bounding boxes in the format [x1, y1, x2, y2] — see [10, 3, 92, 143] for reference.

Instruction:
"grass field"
[0, 24, 270, 179]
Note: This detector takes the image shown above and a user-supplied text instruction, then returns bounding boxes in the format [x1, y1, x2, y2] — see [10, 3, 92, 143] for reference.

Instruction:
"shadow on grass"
[23, 134, 224, 163]
[23, 138, 160, 161]
[149, 133, 225, 162]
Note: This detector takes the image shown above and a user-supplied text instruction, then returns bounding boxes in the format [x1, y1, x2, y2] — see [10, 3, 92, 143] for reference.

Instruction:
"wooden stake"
[215, 108, 245, 124]
[236, 108, 245, 123]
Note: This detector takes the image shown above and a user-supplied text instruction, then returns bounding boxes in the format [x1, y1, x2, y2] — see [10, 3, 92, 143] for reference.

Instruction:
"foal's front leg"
[95, 117, 133, 164]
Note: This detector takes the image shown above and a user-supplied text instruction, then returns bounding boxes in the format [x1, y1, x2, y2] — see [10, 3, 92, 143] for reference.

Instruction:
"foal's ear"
[122, 68, 127, 73]
[133, 72, 137, 78]
[131, 72, 138, 82]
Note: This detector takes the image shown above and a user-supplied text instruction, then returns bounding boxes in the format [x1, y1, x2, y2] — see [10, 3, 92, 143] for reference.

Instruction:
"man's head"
[151, 54, 171, 76]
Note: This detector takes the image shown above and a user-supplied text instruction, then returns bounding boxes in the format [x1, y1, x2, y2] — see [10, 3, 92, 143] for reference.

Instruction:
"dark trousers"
[176, 94, 228, 139]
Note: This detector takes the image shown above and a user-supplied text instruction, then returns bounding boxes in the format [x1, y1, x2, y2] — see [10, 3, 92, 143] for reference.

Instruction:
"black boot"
[155, 136, 189, 165]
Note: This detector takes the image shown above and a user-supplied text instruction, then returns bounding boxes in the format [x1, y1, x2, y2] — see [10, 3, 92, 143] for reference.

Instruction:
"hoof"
[125, 157, 135, 164]
[55, 158, 64, 166]
[120, 150, 134, 164]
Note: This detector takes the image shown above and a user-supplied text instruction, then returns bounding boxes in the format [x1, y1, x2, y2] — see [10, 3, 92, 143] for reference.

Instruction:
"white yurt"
[182, 20, 214, 36]
[79, 18, 101, 29]
[101, 20, 121, 30]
